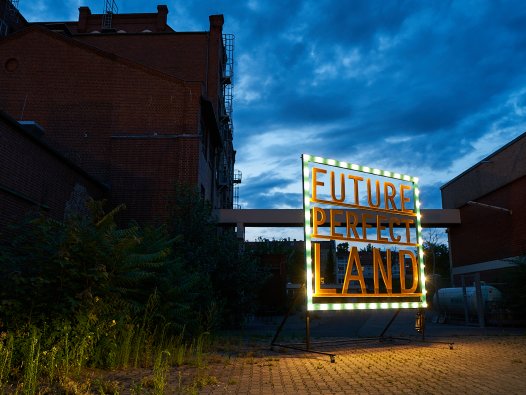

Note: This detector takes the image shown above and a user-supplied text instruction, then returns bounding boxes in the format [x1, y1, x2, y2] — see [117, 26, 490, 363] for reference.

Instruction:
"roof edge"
[1, 24, 196, 86]
[440, 129, 526, 190]
[0, 109, 108, 191]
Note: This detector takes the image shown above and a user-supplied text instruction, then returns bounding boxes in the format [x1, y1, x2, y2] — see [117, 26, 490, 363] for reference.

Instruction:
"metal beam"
[217, 208, 460, 228]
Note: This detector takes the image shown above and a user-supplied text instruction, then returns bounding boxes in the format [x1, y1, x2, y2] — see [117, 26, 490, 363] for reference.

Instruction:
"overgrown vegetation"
[0, 187, 266, 392]
[503, 256, 526, 318]
[0, 321, 215, 393]
[165, 186, 268, 329]
[0, 200, 172, 331]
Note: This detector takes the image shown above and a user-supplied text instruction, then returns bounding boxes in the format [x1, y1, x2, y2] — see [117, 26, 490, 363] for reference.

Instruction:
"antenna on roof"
[102, 0, 118, 30]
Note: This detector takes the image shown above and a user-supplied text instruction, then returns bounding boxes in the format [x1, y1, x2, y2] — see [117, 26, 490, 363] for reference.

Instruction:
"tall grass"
[0, 333, 14, 388]
[22, 328, 40, 394]
[152, 350, 171, 394]
[0, 318, 210, 393]
[194, 332, 209, 368]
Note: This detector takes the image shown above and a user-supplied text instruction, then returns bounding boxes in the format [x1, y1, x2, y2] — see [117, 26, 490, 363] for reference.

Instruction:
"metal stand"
[380, 308, 454, 349]
[270, 284, 336, 363]
[271, 291, 454, 362]
[380, 308, 401, 338]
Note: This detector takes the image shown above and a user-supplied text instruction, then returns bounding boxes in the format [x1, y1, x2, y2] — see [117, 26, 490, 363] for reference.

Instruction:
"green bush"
[0, 190, 267, 337]
[0, 200, 173, 330]
[165, 186, 268, 330]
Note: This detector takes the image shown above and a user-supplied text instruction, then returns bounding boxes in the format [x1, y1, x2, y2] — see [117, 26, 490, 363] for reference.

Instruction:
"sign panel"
[302, 154, 427, 311]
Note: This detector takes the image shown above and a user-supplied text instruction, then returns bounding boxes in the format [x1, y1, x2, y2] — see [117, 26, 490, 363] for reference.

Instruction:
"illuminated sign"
[302, 154, 427, 311]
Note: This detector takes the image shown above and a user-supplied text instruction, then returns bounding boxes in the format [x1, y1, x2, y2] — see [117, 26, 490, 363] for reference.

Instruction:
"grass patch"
[0, 321, 214, 394]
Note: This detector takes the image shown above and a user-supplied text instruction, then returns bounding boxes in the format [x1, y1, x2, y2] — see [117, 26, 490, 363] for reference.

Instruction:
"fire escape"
[222, 33, 234, 138]
[101, 0, 118, 30]
[0, 0, 19, 36]
[219, 33, 242, 209]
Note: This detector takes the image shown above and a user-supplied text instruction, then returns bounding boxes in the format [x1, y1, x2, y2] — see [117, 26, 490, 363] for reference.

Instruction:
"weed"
[0, 333, 14, 388]
[130, 380, 145, 394]
[57, 375, 92, 394]
[140, 375, 155, 389]
[116, 324, 134, 368]
[175, 343, 187, 367]
[152, 350, 171, 394]
[44, 345, 59, 383]
[195, 332, 209, 368]
[93, 377, 122, 394]
[22, 328, 40, 395]
[176, 370, 183, 393]
[0, 317, 203, 393]
[183, 369, 218, 394]
[195, 374, 218, 387]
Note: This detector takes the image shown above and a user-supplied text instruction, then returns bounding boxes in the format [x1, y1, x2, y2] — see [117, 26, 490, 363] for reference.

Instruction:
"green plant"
[0, 333, 14, 388]
[130, 380, 145, 394]
[22, 328, 40, 395]
[0, 190, 275, 391]
[175, 343, 186, 367]
[93, 377, 122, 394]
[165, 185, 268, 331]
[0, 201, 174, 332]
[152, 350, 171, 394]
[116, 324, 134, 368]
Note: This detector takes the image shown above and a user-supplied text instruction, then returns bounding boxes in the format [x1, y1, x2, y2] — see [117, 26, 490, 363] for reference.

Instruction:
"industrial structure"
[0, 0, 25, 36]
[0, 2, 239, 226]
[441, 131, 526, 285]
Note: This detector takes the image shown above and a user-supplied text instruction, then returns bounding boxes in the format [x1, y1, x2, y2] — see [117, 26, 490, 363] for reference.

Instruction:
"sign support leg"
[380, 309, 401, 338]
[270, 284, 305, 348]
[306, 309, 311, 351]
[270, 284, 336, 362]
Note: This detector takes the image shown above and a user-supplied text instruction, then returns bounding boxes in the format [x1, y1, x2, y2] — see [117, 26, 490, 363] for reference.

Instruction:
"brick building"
[0, 0, 26, 36]
[0, 3, 237, 225]
[441, 131, 526, 285]
[0, 109, 107, 226]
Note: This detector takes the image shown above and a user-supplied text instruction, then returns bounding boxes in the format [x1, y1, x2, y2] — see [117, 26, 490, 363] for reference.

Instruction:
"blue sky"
[20, 1, 526, 238]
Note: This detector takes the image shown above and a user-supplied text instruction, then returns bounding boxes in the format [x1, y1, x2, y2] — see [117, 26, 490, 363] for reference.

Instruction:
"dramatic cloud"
[21, 0, 526, 239]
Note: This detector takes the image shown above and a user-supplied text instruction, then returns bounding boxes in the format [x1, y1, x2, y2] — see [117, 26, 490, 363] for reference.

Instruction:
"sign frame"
[302, 154, 428, 311]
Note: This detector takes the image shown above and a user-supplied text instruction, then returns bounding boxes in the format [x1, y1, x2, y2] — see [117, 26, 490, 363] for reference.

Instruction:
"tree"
[165, 185, 268, 329]
[502, 256, 526, 317]
[359, 243, 374, 252]
[336, 242, 349, 254]
[324, 242, 336, 283]
[421, 229, 450, 308]
[422, 229, 450, 280]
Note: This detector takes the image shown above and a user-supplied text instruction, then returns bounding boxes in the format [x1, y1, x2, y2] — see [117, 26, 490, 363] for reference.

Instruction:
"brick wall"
[449, 175, 526, 266]
[76, 34, 209, 83]
[110, 136, 200, 224]
[0, 111, 106, 227]
[0, 26, 211, 224]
